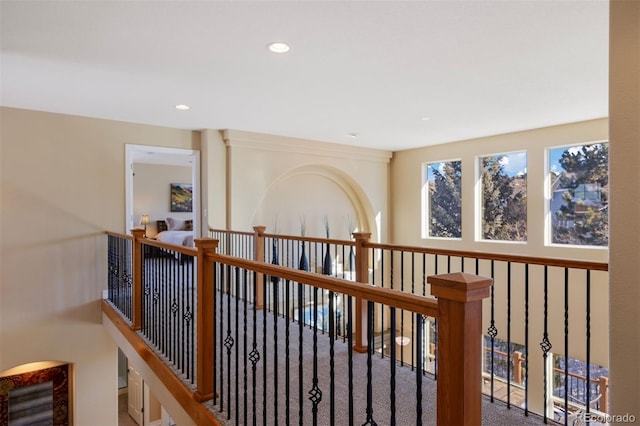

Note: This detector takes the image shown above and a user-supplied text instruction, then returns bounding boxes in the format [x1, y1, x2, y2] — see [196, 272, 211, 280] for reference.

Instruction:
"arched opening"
[251, 164, 378, 241]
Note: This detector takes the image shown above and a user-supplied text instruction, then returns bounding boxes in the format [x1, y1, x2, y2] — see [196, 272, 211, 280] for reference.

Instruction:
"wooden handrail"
[552, 367, 607, 384]
[209, 227, 254, 237]
[105, 230, 133, 240]
[142, 237, 198, 256]
[102, 301, 221, 426]
[206, 227, 609, 271]
[363, 241, 608, 271]
[264, 232, 357, 246]
[207, 251, 439, 317]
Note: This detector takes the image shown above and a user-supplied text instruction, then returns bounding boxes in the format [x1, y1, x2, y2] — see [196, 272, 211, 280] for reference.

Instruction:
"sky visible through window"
[427, 152, 528, 179]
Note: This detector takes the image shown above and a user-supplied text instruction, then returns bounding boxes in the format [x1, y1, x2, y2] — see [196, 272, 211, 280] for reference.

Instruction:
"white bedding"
[155, 230, 194, 247]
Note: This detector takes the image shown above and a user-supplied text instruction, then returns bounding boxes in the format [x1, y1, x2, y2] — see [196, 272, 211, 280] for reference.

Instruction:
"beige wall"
[223, 130, 392, 241]
[391, 118, 608, 262]
[200, 129, 227, 230]
[133, 163, 192, 237]
[0, 107, 199, 425]
[391, 119, 610, 415]
[609, 0, 640, 419]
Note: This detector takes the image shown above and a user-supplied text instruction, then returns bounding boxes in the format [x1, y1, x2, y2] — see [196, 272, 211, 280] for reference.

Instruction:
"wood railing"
[105, 230, 493, 425]
[210, 226, 610, 422]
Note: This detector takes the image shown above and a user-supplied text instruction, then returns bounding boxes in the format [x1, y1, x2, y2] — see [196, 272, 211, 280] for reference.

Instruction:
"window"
[480, 152, 527, 242]
[549, 143, 608, 247]
[423, 160, 462, 238]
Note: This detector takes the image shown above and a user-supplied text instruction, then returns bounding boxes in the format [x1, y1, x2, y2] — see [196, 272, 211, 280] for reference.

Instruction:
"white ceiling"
[0, 1, 609, 151]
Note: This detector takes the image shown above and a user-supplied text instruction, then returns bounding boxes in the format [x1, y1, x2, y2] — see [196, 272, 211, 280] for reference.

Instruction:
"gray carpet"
[204, 291, 550, 426]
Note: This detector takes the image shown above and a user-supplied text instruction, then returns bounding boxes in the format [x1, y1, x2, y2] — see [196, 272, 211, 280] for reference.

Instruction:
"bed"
[154, 218, 194, 247]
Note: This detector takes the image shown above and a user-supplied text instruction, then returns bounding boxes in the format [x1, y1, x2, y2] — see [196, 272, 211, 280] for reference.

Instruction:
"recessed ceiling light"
[421, 117, 430, 121]
[175, 104, 190, 110]
[267, 42, 290, 53]
[347, 132, 359, 138]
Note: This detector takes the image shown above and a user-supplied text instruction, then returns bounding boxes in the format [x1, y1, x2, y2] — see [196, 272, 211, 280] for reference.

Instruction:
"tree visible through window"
[549, 143, 608, 246]
[425, 160, 462, 238]
[480, 152, 527, 241]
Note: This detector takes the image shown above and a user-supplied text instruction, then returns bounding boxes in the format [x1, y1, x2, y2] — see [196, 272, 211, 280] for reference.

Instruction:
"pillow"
[156, 220, 168, 233]
[166, 217, 187, 231]
[185, 220, 193, 231]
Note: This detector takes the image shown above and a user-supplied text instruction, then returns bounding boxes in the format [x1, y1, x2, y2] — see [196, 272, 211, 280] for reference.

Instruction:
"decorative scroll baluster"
[225, 271, 234, 421]
[308, 286, 323, 426]
[262, 274, 268, 425]
[487, 260, 498, 402]
[540, 266, 553, 424]
[249, 270, 260, 426]
[235, 267, 240, 422]
[243, 269, 249, 426]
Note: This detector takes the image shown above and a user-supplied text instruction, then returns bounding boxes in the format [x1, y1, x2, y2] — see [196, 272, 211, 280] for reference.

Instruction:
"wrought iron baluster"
[298, 281, 304, 424]
[329, 290, 335, 425]
[249, 271, 260, 426]
[308, 286, 323, 426]
[362, 300, 377, 426]
[540, 266, 552, 424]
[235, 267, 240, 424]
[272, 272, 279, 425]
[285, 279, 291, 426]
[243, 268, 248, 425]
[218, 263, 225, 413]
[564, 267, 569, 426]
[262, 273, 268, 426]
[348, 295, 354, 426]
[487, 260, 497, 402]
[416, 314, 424, 424]
[390, 307, 397, 426]
[507, 262, 512, 408]
[585, 270, 591, 419]
[524, 263, 530, 415]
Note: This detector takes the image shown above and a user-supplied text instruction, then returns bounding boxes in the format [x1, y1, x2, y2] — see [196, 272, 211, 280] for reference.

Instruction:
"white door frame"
[125, 144, 202, 238]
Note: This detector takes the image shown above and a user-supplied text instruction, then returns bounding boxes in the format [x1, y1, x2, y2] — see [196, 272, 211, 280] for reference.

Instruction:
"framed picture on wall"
[170, 183, 192, 212]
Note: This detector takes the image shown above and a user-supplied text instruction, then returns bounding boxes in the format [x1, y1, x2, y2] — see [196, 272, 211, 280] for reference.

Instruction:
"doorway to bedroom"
[125, 145, 201, 238]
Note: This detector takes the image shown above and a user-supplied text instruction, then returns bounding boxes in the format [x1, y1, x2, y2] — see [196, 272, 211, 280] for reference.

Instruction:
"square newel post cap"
[428, 272, 492, 303]
[352, 232, 371, 241]
[194, 238, 219, 252]
[131, 229, 145, 239]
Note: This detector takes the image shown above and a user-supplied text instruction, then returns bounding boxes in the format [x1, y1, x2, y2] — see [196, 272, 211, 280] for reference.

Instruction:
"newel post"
[428, 272, 492, 426]
[253, 226, 266, 309]
[353, 232, 371, 353]
[194, 238, 219, 402]
[599, 376, 609, 413]
[131, 229, 145, 331]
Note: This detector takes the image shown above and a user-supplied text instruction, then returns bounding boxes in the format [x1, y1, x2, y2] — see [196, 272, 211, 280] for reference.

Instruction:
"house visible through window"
[549, 143, 609, 247]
